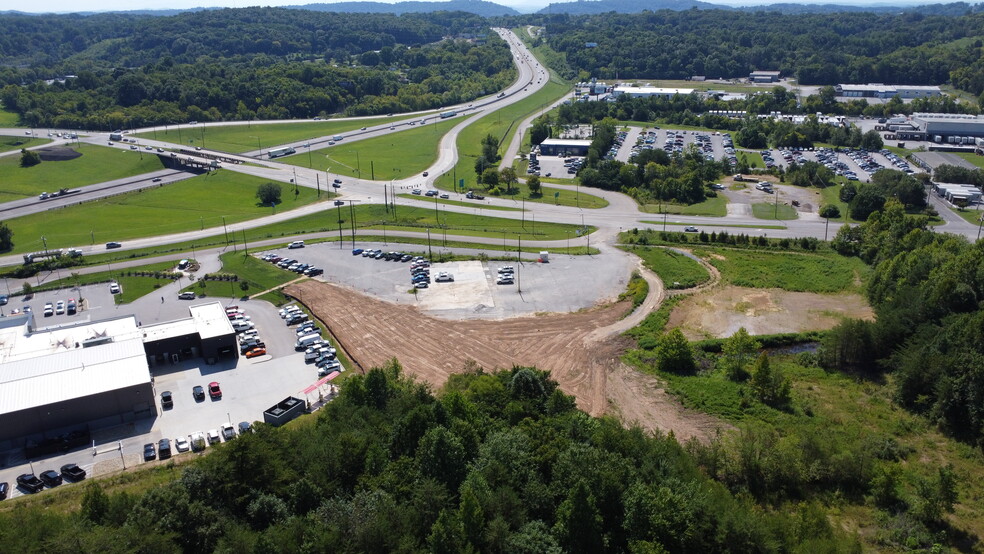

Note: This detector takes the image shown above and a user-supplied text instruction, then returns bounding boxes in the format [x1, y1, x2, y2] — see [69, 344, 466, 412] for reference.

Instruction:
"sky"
[9, 0, 937, 14]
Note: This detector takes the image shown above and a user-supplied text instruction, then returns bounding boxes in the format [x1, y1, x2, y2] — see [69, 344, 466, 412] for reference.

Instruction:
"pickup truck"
[465, 190, 485, 200]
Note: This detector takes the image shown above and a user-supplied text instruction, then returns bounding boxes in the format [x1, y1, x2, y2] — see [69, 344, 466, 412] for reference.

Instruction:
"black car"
[105, 241, 122, 249]
[60, 463, 86, 482]
[39, 470, 62, 488]
[238, 421, 253, 434]
[16, 474, 43, 493]
[0, 482, 8, 499]
[193, 385, 205, 401]
[143, 443, 157, 461]
[161, 390, 173, 409]
[158, 438, 172, 460]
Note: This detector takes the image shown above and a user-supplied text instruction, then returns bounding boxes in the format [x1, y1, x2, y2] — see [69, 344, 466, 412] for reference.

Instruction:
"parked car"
[207, 429, 221, 445]
[109, 282, 121, 294]
[0, 482, 8, 500]
[55, 300, 65, 314]
[158, 438, 172, 459]
[161, 390, 173, 409]
[60, 463, 86, 482]
[435, 272, 454, 282]
[174, 436, 191, 452]
[16, 474, 44, 493]
[192, 385, 205, 401]
[66, 298, 76, 314]
[208, 382, 222, 399]
[144, 443, 157, 461]
[238, 421, 253, 434]
[39, 470, 62, 488]
[245, 347, 267, 358]
[178, 291, 196, 300]
[43, 303, 54, 317]
[221, 423, 236, 441]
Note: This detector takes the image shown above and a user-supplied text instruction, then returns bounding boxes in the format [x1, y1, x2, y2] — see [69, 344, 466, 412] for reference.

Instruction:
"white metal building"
[611, 86, 695, 99]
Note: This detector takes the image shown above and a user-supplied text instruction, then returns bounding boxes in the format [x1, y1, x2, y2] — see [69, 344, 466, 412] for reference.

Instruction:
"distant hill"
[292, 0, 520, 16]
[737, 2, 984, 14]
[536, 0, 727, 14]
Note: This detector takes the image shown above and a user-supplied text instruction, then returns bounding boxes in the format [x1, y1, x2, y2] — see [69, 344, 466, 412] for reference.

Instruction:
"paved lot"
[258, 241, 636, 320]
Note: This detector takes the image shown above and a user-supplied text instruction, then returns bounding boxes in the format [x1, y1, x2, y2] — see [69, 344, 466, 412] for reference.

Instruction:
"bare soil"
[286, 275, 725, 443]
[37, 146, 82, 162]
[667, 285, 874, 339]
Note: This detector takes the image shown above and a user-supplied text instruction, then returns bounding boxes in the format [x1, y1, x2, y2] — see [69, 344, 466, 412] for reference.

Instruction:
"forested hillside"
[0, 9, 514, 128]
[0, 362, 858, 552]
[530, 11, 984, 93]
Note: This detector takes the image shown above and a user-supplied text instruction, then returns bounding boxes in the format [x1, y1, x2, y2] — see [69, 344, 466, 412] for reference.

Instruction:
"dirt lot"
[723, 176, 824, 217]
[286, 278, 725, 443]
[667, 285, 874, 339]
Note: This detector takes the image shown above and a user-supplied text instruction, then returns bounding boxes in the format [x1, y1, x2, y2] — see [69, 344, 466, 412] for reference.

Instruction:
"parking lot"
[258, 242, 636, 320]
[0, 281, 338, 499]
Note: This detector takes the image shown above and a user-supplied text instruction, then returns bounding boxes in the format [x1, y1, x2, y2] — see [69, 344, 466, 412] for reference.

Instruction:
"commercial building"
[0, 302, 236, 448]
[611, 86, 694, 99]
[835, 84, 942, 99]
[749, 70, 781, 83]
[537, 138, 592, 157]
[912, 113, 984, 143]
[933, 183, 982, 205]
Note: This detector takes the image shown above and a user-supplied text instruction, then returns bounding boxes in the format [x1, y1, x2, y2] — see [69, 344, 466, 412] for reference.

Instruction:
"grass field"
[952, 151, 984, 169]
[739, 151, 765, 169]
[626, 246, 711, 289]
[0, 135, 49, 154]
[133, 116, 418, 154]
[638, 220, 786, 230]
[4, 171, 326, 254]
[751, 202, 799, 220]
[183, 251, 298, 299]
[0, 109, 19, 127]
[697, 247, 868, 293]
[34, 260, 182, 304]
[950, 205, 984, 225]
[640, 195, 727, 217]
[278, 118, 457, 180]
[0, 144, 165, 203]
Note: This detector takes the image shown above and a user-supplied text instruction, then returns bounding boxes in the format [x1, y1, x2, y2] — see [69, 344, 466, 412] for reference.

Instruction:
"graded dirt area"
[37, 146, 82, 161]
[286, 277, 724, 443]
[667, 285, 874, 339]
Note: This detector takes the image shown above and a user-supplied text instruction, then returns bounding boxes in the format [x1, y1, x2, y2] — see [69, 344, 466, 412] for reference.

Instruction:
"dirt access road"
[286, 270, 724, 443]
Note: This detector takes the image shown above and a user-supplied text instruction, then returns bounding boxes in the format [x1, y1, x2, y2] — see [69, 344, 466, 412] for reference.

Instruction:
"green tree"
[0, 221, 12, 252]
[554, 480, 603, 554]
[500, 167, 517, 194]
[256, 182, 282, 205]
[721, 327, 759, 381]
[656, 328, 696, 374]
[819, 204, 840, 218]
[19, 148, 40, 167]
[749, 353, 791, 409]
[428, 509, 465, 554]
[527, 175, 542, 197]
[848, 185, 886, 221]
[481, 168, 500, 190]
[481, 133, 500, 163]
[80, 484, 111, 524]
[861, 129, 884, 151]
[459, 486, 485, 550]
[474, 155, 491, 178]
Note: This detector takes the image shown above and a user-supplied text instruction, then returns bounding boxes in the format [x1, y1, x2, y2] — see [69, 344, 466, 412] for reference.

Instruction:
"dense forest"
[0, 9, 515, 128]
[526, 11, 984, 94]
[0, 362, 859, 552]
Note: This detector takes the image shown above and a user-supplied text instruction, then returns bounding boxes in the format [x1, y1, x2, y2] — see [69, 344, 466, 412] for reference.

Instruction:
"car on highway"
[60, 463, 86, 482]
[178, 291, 196, 300]
[193, 385, 205, 401]
[152, 177, 162, 182]
[439, 194, 449, 199]
[16, 474, 44, 493]
[684, 226, 699, 232]
[106, 241, 122, 249]
[411, 189, 422, 195]
[423, 171, 429, 177]
[334, 200, 344, 206]
[360, 127, 367, 130]
[144, 443, 157, 461]
[208, 382, 222, 399]
[39, 470, 62, 488]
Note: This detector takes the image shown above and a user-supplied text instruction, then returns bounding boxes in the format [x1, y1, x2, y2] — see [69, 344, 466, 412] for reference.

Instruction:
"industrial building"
[749, 70, 781, 83]
[538, 138, 592, 157]
[835, 84, 942, 99]
[911, 113, 984, 144]
[610, 86, 694, 99]
[933, 182, 982, 206]
[0, 302, 236, 447]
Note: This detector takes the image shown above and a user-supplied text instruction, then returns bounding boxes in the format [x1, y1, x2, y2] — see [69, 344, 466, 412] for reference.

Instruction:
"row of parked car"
[42, 298, 77, 317]
[146, 421, 252, 462]
[262, 253, 323, 277]
[226, 305, 267, 358]
[280, 305, 342, 378]
[9, 463, 86, 496]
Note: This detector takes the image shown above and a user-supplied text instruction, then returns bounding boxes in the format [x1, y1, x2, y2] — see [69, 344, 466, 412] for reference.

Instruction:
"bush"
[819, 204, 840, 218]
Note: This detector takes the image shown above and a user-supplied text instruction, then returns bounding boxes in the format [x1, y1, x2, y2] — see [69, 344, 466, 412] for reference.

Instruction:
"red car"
[208, 382, 222, 399]
[245, 347, 266, 358]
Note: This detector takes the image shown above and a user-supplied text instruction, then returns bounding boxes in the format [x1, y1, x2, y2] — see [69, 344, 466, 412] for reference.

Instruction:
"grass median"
[181, 251, 299, 299]
[0, 135, 49, 154]
[4, 170, 327, 254]
[640, 195, 727, 217]
[625, 246, 711, 289]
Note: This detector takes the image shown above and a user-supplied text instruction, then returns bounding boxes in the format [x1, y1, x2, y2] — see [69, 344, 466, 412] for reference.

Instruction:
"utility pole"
[427, 229, 433, 261]
[371, 160, 374, 181]
[336, 204, 343, 248]
[242, 230, 248, 255]
[348, 201, 357, 248]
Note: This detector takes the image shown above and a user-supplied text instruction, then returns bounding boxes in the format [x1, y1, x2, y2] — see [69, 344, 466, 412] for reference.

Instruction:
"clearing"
[667, 285, 874, 339]
[286, 278, 724, 443]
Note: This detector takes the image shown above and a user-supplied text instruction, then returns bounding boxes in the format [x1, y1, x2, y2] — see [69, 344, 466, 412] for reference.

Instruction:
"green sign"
[554, 192, 560, 198]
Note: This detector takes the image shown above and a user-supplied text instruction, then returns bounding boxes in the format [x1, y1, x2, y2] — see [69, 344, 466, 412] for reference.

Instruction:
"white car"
[55, 301, 65, 314]
[221, 423, 236, 441]
[207, 429, 221, 445]
[175, 436, 191, 452]
[684, 226, 699, 233]
[109, 282, 121, 294]
[435, 272, 454, 282]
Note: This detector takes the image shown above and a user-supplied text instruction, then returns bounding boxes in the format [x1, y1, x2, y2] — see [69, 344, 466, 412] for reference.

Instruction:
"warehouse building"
[835, 84, 942, 99]
[912, 113, 984, 143]
[0, 302, 236, 447]
[611, 86, 694, 99]
[538, 138, 592, 157]
[749, 70, 781, 83]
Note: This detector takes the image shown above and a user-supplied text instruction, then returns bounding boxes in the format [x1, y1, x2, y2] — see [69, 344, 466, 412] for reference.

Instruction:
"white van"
[295, 333, 321, 350]
[287, 240, 305, 249]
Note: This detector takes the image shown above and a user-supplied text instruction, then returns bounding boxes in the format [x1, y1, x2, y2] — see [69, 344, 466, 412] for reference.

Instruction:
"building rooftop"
[613, 86, 694, 95]
[540, 138, 593, 146]
[190, 302, 235, 340]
